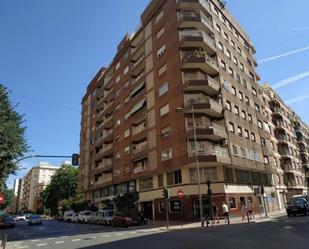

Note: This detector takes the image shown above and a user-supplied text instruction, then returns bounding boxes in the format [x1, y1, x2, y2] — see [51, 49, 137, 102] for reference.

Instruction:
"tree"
[0, 85, 29, 185]
[40, 164, 78, 215]
[113, 192, 139, 216]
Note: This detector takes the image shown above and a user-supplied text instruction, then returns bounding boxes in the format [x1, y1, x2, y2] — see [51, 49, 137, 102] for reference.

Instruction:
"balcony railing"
[179, 30, 215, 46]
[133, 143, 147, 154]
[132, 71, 145, 85]
[132, 123, 147, 135]
[186, 122, 225, 133]
[103, 144, 113, 152]
[188, 145, 229, 158]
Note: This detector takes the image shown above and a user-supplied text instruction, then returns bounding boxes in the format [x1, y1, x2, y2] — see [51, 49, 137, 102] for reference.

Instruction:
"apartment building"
[20, 162, 58, 211]
[262, 85, 308, 201]
[78, 0, 307, 220]
[13, 179, 24, 212]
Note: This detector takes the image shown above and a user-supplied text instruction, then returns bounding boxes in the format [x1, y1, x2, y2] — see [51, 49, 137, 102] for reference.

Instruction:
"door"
[142, 202, 153, 220]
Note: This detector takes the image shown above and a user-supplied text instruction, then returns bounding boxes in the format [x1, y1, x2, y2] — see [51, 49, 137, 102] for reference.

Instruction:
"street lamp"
[176, 104, 204, 227]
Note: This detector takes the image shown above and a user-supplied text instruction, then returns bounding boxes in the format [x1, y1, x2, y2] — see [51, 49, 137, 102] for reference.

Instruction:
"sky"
[1, 0, 308, 188]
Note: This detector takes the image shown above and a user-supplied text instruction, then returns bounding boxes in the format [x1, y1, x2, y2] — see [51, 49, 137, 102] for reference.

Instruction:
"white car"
[14, 215, 26, 221]
[78, 211, 92, 223]
[96, 210, 114, 225]
[63, 213, 74, 222]
[71, 213, 79, 223]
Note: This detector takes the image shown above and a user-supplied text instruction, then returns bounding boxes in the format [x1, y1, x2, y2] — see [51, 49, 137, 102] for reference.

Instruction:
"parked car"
[111, 213, 132, 227]
[14, 214, 26, 221]
[71, 213, 79, 223]
[89, 212, 98, 224]
[286, 196, 309, 216]
[96, 210, 114, 225]
[28, 215, 43, 225]
[63, 213, 74, 222]
[0, 214, 15, 228]
[78, 211, 92, 223]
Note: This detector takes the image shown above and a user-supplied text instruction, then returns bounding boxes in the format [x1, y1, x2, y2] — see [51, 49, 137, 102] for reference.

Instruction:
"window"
[167, 170, 182, 186]
[226, 100, 231, 111]
[160, 104, 169, 116]
[123, 66, 129, 75]
[115, 151, 121, 160]
[237, 46, 241, 54]
[244, 130, 249, 139]
[252, 88, 257, 96]
[224, 32, 229, 41]
[255, 103, 260, 112]
[156, 26, 165, 39]
[216, 24, 221, 33]
[233, 56, 238, 65]
[236, 73, 241, 83]
[124, 95, 130, 104]
[115, 89, 121, 98]
[224, 167, 234, 182]
[115, 103, 121, 112]
[261, 137, 266, 146]
[241, 147, 246, 158]
[240, 196, 246, 206]
[231, 40, 235, 48]
[161, 126, 171, 138]
[226, 50, 231, 59]
[116, 75, 121, 84]
[264, 156, 269, 164]
[218, 42, 223, 51]
[228, 67, 234, 77]
[257, 120, 263, 129]
[139, 177, 153, 191]
[124, 146, 130, 155]
[238, 91, 243, 100]
[115, 62, 121, 70]
[245, 96, 250, 105]
[239, 63, 244, 71]
[220, 60, 226, 70]
[124, 111, 130, 120]
[251, 132, 256, 142]
[241, 110, 246, 119]
[159, 82, 168, 96]
[189, 167, 218, 182]
[124, 128, 130, 138]
[155, 9, 164, 23]
[231, 86, 236, 95]
[229, 197, 237, 209]
[158, 63, 167, 76]
[234, 105, 239, 115]
[158, 174, 164, 187]
[237, 126, 242, 136]
[124, 81, 129, 88]
[249, 72, 255, 80]
[229, 122, 235, 133]
[162, 148, 172, 161]
[157, 44, 166, 58]
[232, 145, 238, 155]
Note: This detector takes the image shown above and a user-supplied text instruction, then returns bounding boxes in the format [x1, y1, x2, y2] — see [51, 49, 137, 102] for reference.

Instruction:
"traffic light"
[162, 188, 168, 199]
[260, 185, 264, 195]
[72, 154, 80, 166]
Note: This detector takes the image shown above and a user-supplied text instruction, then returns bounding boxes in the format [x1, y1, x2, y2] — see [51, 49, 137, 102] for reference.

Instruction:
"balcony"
[104, 79, 114, 91]
[102, 115, 113, 129]
[181, 52, 218, 75]
[272, 107, 284, 117]
[179, 30, 216, 56]
[182, 72, 219, 95]
[283, 163, 297, 174]
[279, 150, 293, 159]
[102, 143, 113, 157]
[132, 122, 147, 142]
[178, 10, 213, 34]
[287, 181, 305, 189]
[186, 122, 227, 141]
[184, 96, 223, 117]
[102, 129, 113, 143]
[187, 144, 231, 165]
[176, 0, 212, 15]
[131, 70, 145, 86]
[132, 141, 148, 161]
[276, 134, 290, 145]
[131, 41, 144, 61]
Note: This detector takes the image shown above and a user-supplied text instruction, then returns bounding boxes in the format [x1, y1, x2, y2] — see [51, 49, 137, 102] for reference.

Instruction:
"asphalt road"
[3, 215, 309, 249]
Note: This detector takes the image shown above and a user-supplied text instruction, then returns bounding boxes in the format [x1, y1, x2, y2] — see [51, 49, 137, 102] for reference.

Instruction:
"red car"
[111, 213, 133, 227]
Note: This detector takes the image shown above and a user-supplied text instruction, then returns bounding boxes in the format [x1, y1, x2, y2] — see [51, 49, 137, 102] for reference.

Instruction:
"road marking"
[130, 231, 136, 234]
[102, 234, 110, 238]
[46, 238, 55, 240]
[18, 246, 28, 249]
[72, 239, 81, 242]
[116, 233, 124, 236]
[31, 239, 40, 242]
[55, 241, 64, 244]
[37, 243, 47, 247]
[61, 236, 68, 238]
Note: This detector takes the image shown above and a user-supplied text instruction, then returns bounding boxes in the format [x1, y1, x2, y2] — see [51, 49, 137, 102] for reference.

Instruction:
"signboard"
[177, 189, 185, 199]
[0, 193, 4, 204]
[170, 200, 181, 212]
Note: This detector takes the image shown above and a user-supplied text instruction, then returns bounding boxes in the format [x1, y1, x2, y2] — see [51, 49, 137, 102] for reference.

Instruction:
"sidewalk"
[141, 210, 287, 232]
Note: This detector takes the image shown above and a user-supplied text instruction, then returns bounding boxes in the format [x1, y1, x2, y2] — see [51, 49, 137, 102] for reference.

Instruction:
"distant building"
[20, 162, 59, 211]
[13, 179, 20, 196]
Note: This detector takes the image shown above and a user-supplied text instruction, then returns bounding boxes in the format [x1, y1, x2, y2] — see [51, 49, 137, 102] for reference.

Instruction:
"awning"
[130, 99, 146, 115]
[131, 81, 145, 97]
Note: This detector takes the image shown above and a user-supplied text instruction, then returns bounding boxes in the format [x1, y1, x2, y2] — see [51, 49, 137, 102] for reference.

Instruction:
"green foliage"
[40, 164, 78, 215]
[59, 193, 88, 212]
[0, 85, 29, 183]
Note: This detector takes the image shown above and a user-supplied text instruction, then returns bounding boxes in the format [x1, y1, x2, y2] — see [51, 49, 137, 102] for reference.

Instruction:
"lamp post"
[206, 180, 213, 226]
[176, 104, 204, 227]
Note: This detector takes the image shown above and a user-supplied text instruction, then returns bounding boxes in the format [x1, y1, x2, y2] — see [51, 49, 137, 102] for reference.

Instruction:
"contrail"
[258, 46, 309, 64]
[286, 95, 309, 105]
[272, 70, 309, 89]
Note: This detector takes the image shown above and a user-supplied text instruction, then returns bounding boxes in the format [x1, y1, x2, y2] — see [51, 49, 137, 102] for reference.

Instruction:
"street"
[4, 215, 309, 249]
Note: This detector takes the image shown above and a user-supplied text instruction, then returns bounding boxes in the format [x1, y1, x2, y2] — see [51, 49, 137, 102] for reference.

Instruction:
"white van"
[96, 210, 114, 225]
[63, 210, 74, 222]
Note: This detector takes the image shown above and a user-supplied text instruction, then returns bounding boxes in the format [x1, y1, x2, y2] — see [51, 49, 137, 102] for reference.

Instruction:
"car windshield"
[31, 215, 41, 219]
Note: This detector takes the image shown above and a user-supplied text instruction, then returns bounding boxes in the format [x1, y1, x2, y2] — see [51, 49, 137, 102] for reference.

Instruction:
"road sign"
[0, 193, 4, 204]
[177, 189, 184, 199]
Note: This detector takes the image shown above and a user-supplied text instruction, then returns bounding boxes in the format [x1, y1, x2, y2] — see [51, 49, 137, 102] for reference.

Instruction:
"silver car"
[28, 215, 43, 225]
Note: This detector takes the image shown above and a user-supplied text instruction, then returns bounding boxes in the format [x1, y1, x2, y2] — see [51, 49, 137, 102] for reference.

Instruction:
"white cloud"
[272, 70, 309, 89]
[258, 46, 309, 64]
[286, 95, 309, 105]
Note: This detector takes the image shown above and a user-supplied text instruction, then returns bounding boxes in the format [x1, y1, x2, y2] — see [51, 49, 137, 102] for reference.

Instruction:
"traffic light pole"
[165, 198, 169, 229]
